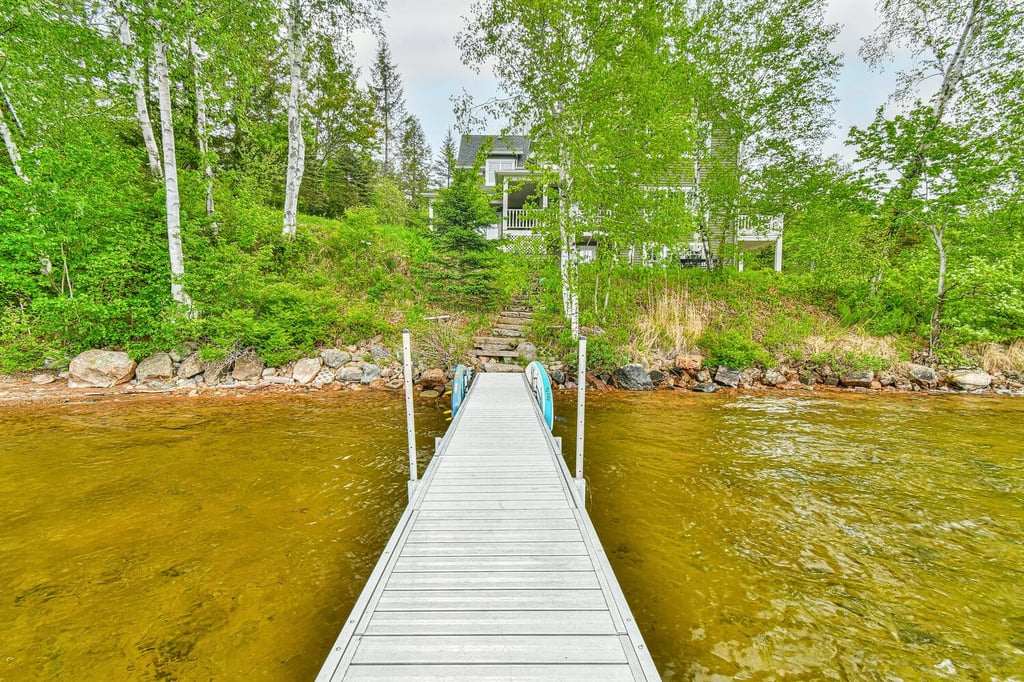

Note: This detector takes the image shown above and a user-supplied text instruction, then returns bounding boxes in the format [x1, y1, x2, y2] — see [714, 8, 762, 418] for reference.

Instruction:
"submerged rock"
[69, 350, 136, 388]
[692, 383, 717, 393]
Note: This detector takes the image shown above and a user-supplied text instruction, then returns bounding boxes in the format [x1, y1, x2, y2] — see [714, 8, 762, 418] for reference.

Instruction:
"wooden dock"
[316, 372, 660, 681]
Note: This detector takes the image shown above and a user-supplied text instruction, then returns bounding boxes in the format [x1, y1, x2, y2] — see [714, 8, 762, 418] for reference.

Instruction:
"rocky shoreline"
[4, 343, 1022, 407]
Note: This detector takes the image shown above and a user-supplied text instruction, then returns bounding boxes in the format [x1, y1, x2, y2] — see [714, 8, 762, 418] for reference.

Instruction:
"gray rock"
[612, 364, 654, 391]
[714, 366, 741, 388]
[320, 348, 350, 368]
[292, 357, 323, 385]
[908, 363, 938, 388]
[203, 360, 231, 386]
[381, 367, 393, 379]
[739, 367, 763, 387]
[799, 370, 821, 386]
[360, 363, 382, 384]
[763, 369, 786, 387]
[696, 369, 712, 383]
[386, 379, 405, 390]
[516, 341, 537, 362]
[336, 366, 363, 383]
[370, 345, 391, 361]
[692, 383, 717, 393]
[824, 375, 840, 387]
[31, 373, 56, 385]
[947, 369, 992, 391]
[43, 356, 67, 370]
[840, 370, 874, 388]
[232, 353, 264, 381]
[177, 353, 204, 379]
[68, 350, 137, 388]
[648, 369, 668, 385]
[136, 353, 174, 381]
[263, 375, 295, 385]
[550, 369, 566, 385]
[261, 367, 278, 378]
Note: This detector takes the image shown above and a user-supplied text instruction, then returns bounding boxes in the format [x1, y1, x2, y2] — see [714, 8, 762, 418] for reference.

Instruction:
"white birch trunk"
[282, 2, 306, 239]
[119, 16, 162, 178]
[154, 38, 193, 309]
[929, 222, 947, 355]
[190, 36, 215, 217]
[931, 0, 987, 122]
[0, 115, 28, 182]
[557, 165, 579, 340]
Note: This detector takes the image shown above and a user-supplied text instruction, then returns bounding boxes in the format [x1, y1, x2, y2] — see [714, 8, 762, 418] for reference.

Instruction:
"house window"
[485, 158, 515, 186]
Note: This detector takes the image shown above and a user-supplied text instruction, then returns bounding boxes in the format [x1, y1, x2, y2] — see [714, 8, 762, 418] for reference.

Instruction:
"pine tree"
[368, 37, 406, 174]
[397, 115, 430, 208]
[432, 126, 457, 188]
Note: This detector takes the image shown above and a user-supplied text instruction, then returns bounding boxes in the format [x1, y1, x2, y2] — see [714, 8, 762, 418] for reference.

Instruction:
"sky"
[351, 0, 903, 164]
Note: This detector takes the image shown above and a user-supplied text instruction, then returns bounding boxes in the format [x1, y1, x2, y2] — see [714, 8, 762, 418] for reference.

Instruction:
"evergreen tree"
[397, 115, 431, 208]
[368, 37, 406, 174]
[432, 126, 457, 188]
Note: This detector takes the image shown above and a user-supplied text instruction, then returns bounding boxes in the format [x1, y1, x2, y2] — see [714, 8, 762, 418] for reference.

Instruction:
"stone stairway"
[468, 297, 534, 365]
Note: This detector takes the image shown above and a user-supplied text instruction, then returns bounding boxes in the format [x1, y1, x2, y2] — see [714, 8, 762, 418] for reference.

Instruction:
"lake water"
[1, 390, 1021, 680]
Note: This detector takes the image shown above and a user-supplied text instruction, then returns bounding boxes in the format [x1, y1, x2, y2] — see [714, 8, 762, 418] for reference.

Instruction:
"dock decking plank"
[315, 372, 659, 681]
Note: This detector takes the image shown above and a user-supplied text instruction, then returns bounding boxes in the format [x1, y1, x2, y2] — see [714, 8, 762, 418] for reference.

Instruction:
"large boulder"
[360, 363, 382, 384]
[336, 366, 363, 383]
[714, 366, 741, 388]
[420, 368, 447, 391]
[203, 360, 231, 386]
[907, 363, 938, 388]
[947, 369, 992, 391]
[516, 340, 537, 363]
[763, 368, 787, 387]
[320, 348, 350, 368]
[177, 353, 204, 379]
[232, 353, 264, 381]
[840, 370, 874, 388]
[612, 364, 654, 391]
[69, 350, 136, 388]
[739, 367, 764, 388]
[292, 357, 323, 385]
[135, 352, 174, 381]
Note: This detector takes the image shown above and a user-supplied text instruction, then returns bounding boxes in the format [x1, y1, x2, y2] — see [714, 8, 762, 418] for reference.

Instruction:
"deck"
[315, 372, 660, 681]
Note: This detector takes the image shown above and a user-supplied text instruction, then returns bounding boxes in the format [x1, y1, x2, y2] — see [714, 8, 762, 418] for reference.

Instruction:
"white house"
[438, 133, 783, 271]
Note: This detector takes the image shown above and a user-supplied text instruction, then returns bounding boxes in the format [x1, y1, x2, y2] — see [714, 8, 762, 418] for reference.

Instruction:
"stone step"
[493, 323, 526, 332]
[473, 336, 517, 348]
[477, 343, 517, 354]
[500, 309, 534, 318]
[481, 362, 525, 373]
[491, 328, 523, 338]
[468, 349, 520, 359]
[496, 316, 531, 326]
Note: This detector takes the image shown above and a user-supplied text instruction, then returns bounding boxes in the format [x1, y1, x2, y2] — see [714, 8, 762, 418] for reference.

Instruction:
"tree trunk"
[0, 115, 28, 182]
[190, 36, 215, 218]
[928, 222, 947, 357]
[119, 16, 162, 178]
[0, 80, 25, 137]
[154, 37, 193, 309]
[282, 2, 306, 239]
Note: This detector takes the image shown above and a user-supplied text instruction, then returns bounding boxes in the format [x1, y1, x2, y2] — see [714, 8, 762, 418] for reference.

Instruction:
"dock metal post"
[402, 330, 418, 502]
[575, 336, 587, 497]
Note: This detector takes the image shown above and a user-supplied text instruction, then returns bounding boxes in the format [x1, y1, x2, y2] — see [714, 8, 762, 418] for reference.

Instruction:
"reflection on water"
[0, 394, 447, 680]
[2, 390, 1022, 680]
[553, 392, 1024, 680]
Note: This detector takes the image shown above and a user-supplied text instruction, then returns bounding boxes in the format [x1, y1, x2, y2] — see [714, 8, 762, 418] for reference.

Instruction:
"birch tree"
[857, 0, 1024, 231]
[0, 81, 28, 182]
[279, 0, 383, 239]
[189, 35, 214, 217]
[460, 1, 698, 338]
[117, 11, 162, 178]
[153, 30, 192, 309]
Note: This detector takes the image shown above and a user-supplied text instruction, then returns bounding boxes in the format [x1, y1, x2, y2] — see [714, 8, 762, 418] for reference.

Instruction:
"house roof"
[457, 134, 531, 167]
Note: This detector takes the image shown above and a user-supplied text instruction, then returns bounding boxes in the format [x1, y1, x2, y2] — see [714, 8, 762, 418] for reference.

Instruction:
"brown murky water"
[1, 390, 1022, 680]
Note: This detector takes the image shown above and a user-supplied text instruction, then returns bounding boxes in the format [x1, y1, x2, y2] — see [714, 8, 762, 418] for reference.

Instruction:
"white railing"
[736, 214, 783, 240]
[504, 208, 539, 231]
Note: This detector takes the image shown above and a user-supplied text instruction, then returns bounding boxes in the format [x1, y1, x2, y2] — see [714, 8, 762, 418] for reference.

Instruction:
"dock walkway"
[316, 372, 659, 681]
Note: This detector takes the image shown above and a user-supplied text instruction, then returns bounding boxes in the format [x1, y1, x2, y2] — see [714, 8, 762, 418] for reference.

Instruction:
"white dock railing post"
[575, 336, 587, 498]
[402, 330, 418, 502]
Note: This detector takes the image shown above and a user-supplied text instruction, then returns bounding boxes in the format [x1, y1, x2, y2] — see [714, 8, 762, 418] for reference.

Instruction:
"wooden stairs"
[468, 296, 534, 365]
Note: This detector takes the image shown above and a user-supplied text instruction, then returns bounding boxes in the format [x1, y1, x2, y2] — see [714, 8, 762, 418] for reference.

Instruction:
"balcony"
[503, 208, 539, 238]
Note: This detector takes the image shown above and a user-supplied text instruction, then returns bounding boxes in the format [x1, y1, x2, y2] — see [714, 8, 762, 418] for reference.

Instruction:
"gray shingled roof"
[457, 134, 532, 167]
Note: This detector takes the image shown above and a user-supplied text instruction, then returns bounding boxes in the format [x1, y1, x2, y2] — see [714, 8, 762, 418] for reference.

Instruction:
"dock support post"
[575, 336, 587, 498]
[403, 330, 418, 502]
